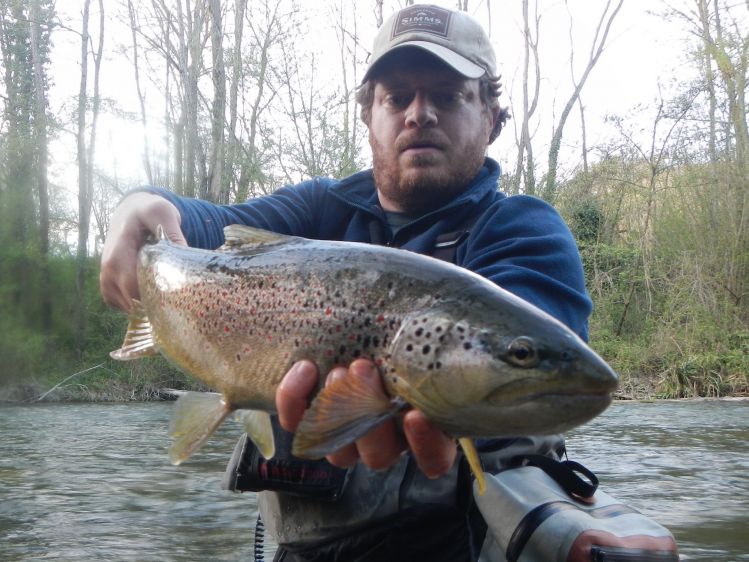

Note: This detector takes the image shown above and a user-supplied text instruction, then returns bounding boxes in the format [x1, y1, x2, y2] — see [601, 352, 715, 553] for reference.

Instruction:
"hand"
[277, 359, 457, 478]
[99, 192, 187, 311]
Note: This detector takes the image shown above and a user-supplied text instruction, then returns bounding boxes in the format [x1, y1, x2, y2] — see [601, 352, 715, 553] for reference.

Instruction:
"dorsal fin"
[220, 224, 300, 251]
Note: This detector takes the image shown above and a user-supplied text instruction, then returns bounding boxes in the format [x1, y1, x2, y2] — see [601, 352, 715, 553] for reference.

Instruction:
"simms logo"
[392, 6, 451, 38]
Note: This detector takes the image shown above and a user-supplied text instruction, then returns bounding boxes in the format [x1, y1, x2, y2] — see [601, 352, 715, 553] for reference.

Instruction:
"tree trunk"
[207, 0, 225, 202]
[543, 0, 624, 203]
[29, 0, 51, 334]
[128, 0, 154, 184]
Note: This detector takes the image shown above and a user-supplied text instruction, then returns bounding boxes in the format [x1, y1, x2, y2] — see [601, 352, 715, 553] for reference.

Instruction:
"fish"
[110, 224, 618, 494]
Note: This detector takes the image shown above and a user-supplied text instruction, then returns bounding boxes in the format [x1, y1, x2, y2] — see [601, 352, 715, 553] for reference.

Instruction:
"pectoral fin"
[292, 373, 406, 459]
[458, 437, 487, 496]
[169, 392, 232, 465]
[234, 409, 275, 459]
[110, 299, 158, 360]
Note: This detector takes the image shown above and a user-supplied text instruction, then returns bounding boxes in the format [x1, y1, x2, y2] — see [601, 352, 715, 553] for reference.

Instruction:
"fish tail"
[169, 392, 232, 465]
[110, 299, 158, 361]
[458, 437, 487, 496]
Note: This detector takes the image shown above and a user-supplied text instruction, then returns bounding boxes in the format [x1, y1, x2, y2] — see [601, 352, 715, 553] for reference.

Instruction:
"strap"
[509, 454, 599, 499]
[431, 211, 482, 264]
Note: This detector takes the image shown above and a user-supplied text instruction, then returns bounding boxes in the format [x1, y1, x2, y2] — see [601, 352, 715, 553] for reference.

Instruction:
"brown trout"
[111, 225, 617, 493]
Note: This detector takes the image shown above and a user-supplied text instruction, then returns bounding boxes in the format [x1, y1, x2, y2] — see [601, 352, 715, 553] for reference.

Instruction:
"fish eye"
[507, 337, 538, 368]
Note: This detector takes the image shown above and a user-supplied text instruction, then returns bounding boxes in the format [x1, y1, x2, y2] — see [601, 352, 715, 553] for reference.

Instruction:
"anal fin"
[169, 391, 232, 465]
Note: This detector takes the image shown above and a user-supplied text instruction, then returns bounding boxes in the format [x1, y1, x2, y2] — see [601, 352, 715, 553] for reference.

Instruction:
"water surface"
[1, 400, 747, 561]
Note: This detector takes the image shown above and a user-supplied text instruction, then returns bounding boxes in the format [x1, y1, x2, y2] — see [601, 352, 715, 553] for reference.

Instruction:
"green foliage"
[559, 157, 749, 399]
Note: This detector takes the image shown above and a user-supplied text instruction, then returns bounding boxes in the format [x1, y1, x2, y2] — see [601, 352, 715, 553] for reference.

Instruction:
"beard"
[370, 130, 487, 215]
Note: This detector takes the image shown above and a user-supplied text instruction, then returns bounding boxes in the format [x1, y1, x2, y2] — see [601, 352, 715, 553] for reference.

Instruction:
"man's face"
[368, 54, 498, 214]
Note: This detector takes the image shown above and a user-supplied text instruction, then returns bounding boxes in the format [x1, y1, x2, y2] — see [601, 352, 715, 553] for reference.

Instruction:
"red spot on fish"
[376, 314, 385, 323]
[326, 349, 334, 357]
[224, 326, 230, 333]
[325, 307, 332, 316]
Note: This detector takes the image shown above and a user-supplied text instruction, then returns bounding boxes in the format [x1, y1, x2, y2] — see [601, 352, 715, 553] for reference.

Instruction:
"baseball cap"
[363, 4, 496, 82]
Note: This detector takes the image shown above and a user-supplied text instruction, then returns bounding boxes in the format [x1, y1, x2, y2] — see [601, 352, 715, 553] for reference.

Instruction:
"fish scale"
[111, 224, 618, 492]
[144, 249, 407, 408]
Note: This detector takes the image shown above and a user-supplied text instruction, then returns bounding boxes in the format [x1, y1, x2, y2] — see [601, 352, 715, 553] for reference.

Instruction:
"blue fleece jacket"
[143, 158, 591, 340]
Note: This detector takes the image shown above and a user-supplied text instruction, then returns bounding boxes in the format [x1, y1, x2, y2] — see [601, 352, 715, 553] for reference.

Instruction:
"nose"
[404, 90, 437, 128]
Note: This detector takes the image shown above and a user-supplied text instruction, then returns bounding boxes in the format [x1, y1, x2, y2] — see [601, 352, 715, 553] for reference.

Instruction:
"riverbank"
[3, 362, 747, 404]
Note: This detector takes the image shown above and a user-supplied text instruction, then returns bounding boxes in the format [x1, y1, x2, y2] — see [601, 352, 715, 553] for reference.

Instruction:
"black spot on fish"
[406, 344, 413, 352]
[415, 327, 424, 337]
[422, 345, 431, 354]
[463, 342, 472, 350]
[363, 336, 371, 349]
[435, 361, 442, 369]
[339, 345, 346, 355]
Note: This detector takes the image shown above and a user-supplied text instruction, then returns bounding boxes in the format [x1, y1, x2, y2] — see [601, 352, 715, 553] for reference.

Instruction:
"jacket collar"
[329, 157, 502, 218]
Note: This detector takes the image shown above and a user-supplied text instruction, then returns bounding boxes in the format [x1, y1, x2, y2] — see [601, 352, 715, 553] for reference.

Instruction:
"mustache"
[395, 133, 449, 152]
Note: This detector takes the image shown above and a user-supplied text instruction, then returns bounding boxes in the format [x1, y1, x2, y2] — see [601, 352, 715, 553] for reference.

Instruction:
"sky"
[46, 0, 701, 205]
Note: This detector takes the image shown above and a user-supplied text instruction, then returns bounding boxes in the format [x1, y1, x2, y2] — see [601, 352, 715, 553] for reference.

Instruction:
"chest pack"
[475, 456, 679, 562]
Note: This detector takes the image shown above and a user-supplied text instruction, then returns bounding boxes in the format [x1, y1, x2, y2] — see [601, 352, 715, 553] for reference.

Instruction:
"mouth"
[398, 136, 445, 155]
[401, 143, 442, 156]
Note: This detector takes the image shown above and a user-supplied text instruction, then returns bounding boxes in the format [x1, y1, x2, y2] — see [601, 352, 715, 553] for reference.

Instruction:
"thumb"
[138, 197, 187, 247]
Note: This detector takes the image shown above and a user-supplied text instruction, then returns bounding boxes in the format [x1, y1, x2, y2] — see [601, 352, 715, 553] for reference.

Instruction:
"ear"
[487, 105, 503, 145]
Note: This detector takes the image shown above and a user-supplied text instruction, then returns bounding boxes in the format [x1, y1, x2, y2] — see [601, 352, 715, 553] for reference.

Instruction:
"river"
[0, 400, 747, 561]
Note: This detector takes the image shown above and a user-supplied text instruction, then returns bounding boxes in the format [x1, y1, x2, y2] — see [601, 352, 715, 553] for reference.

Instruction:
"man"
[100, 5, 591, 560]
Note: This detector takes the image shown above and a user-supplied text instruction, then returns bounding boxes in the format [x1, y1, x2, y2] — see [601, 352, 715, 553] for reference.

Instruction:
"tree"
[75, 0, 104, 360]
[29, 0, 52, 332]
[541, 0, 624, 202]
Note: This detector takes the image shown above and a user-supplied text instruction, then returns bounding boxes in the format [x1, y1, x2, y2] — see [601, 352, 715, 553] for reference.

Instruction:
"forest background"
[0, 0, 747, 402]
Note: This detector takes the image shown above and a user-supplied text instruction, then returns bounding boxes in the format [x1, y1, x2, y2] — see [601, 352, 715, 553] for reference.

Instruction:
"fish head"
[385, 307, 618, 438]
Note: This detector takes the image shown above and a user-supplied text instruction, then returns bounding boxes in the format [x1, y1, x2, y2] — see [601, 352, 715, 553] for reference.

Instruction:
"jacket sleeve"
[132, 180, 329, 249]
[459, 195, 592, 340]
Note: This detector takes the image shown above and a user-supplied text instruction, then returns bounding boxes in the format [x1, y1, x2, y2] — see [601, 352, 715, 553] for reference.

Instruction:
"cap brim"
[363, 41, 486, 83]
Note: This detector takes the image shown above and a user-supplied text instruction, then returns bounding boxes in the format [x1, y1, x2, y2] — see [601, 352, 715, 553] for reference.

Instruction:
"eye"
[507, 337, 539, 368]
[433, 91, 461, 107]
[383, 92, 412, 109]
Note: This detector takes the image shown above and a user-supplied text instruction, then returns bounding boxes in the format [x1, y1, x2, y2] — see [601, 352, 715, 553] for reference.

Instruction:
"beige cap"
[363, 4, 496, 82]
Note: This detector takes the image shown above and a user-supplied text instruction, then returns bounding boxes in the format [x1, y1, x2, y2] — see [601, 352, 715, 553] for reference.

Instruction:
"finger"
[134, 195, 186, 247]
[276, 360, 319, 432]
[342, 360, 406, 471]
[403, 409, 456, 479]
